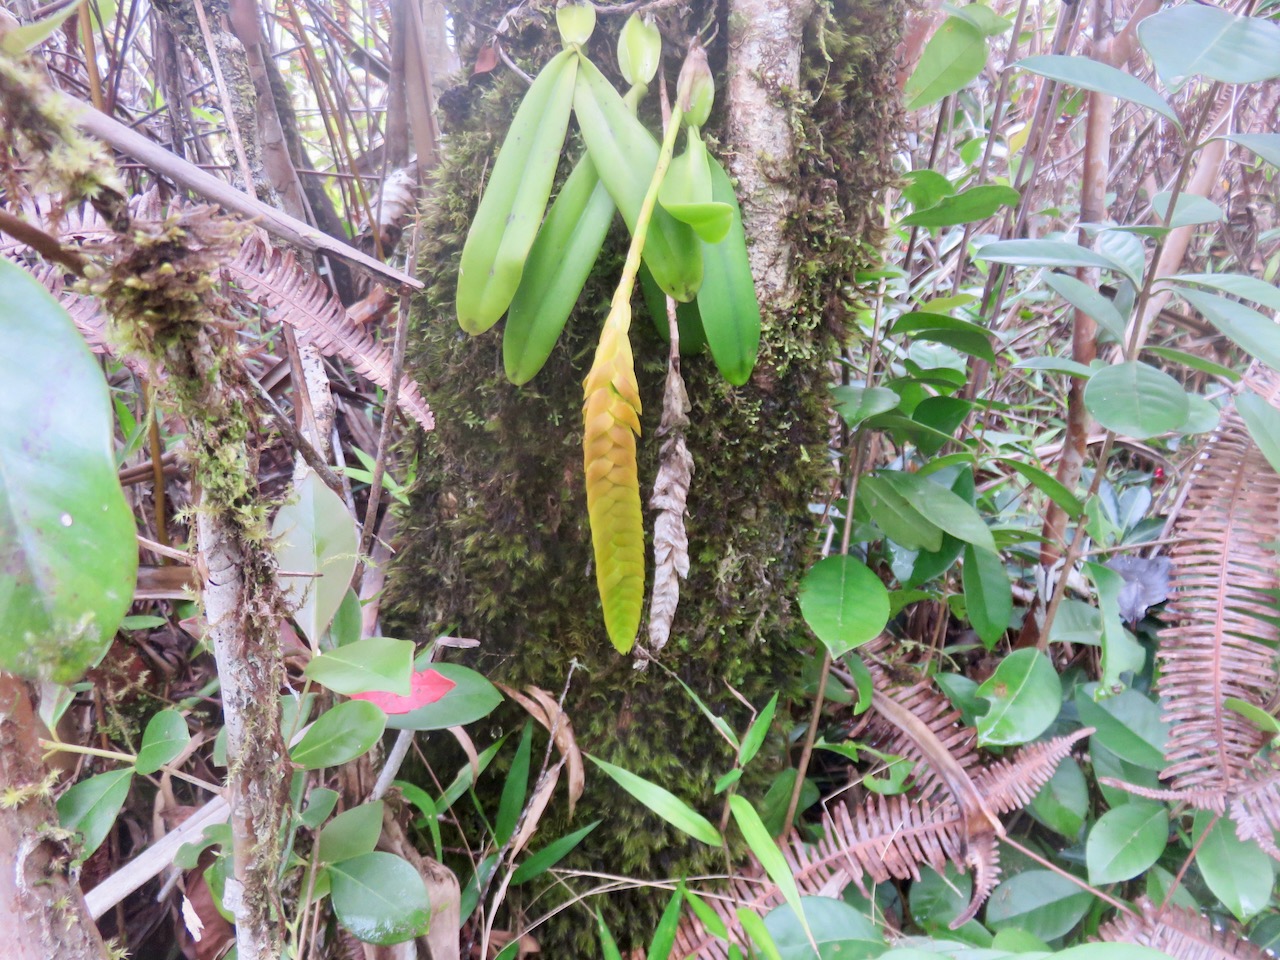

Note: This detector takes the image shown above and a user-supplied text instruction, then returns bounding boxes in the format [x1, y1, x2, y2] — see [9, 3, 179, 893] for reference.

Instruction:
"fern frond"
[1098, 897, 1267, 959]
[973, 728, 1093, 815]
[1229, 762, 1280, 862]
[1157, 365, 1280, 800]
[230, 233, 434, 432]
[582, 294, 644, 652]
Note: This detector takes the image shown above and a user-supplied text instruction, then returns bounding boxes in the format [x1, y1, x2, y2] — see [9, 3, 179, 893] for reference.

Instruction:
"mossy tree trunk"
[386, 0, 903, 949]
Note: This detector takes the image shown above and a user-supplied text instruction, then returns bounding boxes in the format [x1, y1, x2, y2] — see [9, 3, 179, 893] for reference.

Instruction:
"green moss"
[385, 0, 903, 950]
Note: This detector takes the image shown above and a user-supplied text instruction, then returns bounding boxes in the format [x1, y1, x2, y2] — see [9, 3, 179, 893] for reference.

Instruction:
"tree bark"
[0, 673, 110, 960]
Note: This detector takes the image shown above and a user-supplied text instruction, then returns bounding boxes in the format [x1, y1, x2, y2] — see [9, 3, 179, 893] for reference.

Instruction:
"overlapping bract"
[582, 297, 645, 651]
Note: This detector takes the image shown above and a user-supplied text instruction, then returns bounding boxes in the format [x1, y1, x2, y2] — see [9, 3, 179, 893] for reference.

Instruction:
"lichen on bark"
[385, 0, 903, 949]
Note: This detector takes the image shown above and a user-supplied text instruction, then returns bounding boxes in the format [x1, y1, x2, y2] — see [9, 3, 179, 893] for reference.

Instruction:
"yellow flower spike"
[583, 294, 644, 651]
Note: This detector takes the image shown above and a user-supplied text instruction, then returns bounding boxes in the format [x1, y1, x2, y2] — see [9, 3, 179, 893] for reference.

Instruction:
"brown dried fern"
[1153, 365, 1280, 804]
[672, 671, 1091, 956]
[4, 195, 435, 432]
[1097, 896, 1267, 959]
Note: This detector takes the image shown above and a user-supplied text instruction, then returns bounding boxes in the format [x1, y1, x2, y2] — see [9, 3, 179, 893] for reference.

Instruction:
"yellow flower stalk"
[582, 96, 685, 652]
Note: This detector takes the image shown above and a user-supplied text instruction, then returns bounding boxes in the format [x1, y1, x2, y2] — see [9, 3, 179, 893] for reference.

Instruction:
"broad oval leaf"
[985, 869, 1091, 940]
[352, 668, 455, 715]
[1084, 362, 1189, 438]
[798, 555, 891, 656]
[880, 471, 996, 552]
[588, 754, 722, 846]
[962, 544, 1012, 649]
[904, 17, 987, 110]
[1075, 683, 1169, 770]
[1176, 287, 1280, 373]
[290, 700, 386, 769]
[57, 768, 134, 858]
[273, 467, 359, 647]
[830, 385, 901, 428]
[329, 851, 430, 944]
[304, 636, 415, 696]
[0, 259, 138, 682]
[763, 896, 887, 958]
[1193, 811, 1274, 922]
[901, 184, 1020, 228]
[135, 709, 192, 775]
[385, 662, 502, 731]
[318, 800, 384, 864]
[976, 648, 1061, 746]
[1029, 757, 1089, 838]
[1043, 271, 1128, 343]
[1225, 133, 1280, 172]
[1086, 801, 1168, 884]
[1015, 54, 1178, 125]
[1139, 4, 1280, 90]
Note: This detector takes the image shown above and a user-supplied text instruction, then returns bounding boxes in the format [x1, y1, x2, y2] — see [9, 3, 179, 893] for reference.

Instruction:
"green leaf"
[984, 869, 1092, 940]
[135, 709, 191, 775]
[1084, 362, 1190, 439]
[830, 385, 901, 428]
[1225, 134, 1280, 172]
[1224, 697, 1280, 739]
[902, 184, 1020, 228]
[1193, 811, 1274, 922]
[962, 544, 1011, 649]
[892, 312, 997, 363]
[273, 467, 359, 647]
[291, 700, 386, 769]
[318, 801, 384, 864]
[730, 796, 811, 946]
[326, 588, 362, 648]
[1151, 191, 1224, 229]
[1075, 684, 1168, 770]
[764, 896, 888, 958]
[904, 17, 988, 110]
[647, 881, 685, 960]
[739, 693, 778, 768]
[0, 259, 138, 682]
[738, 908, 784, 960]
[1166, 271, 1280, 313]
[1084, 562, 1147, 692]
[698, 157, 762, 385]
[304, 636, 414, 696]
[859, 474, 944, 552]
[1, 0, 85, 54]
[386, 662, 503, 731]
[299, 788, 340, 829]
[1236, 391, 1280, 476]
[1086, 802, 1168, 884]
[685, 889, 728, 939]
[597, 910, 623, 960]
[902, 170, 956, 210]
[909, 864, 974, 934]
[994, 457, 1084, 518]
[1016, 54, 1179, 125]
[588, 755, 722, 845]
[496, 721, 533, 846]
[1013, 355, 1095, 378]
[797, 555, 891, 657]
[880, 471, 996, 553]
[58, 768, 134, 858]
[901, 184, 1018, 229]
[975, 648, 1061, 746]
[1139, 4, 1280, 90]
[1175, 288, 1280, 373]
[1029, 757, 1089, 838]
[949, 3, 1011, 36]
[1142, 345, 1241, 382]
[329, 851, 430, 944]
[1042, 271, 1128, 343]
[511, 820, 600, 884]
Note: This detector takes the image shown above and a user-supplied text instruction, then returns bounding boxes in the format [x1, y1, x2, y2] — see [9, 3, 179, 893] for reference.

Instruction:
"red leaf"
[351, 669, 456, 715]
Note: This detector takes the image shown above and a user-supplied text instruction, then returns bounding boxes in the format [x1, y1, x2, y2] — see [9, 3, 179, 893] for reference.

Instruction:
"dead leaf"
[473, 44, 498, 75]
[448, 724, 481, 782]
[498, 684, 584, 816]
[509, 761, 562, 859]
[647, 344, 693, 652]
